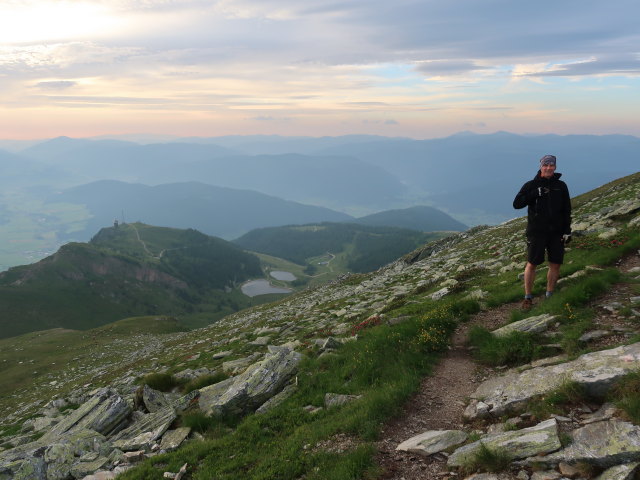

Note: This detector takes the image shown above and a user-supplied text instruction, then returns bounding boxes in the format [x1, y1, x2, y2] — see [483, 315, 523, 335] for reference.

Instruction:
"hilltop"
[0, 173, 638, 480]
[0, 223, 263, 338]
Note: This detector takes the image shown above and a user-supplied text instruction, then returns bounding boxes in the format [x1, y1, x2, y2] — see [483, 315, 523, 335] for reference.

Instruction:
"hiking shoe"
[521, 298, 533, 310]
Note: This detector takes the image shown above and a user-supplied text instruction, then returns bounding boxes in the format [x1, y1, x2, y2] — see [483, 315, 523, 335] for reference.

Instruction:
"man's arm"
[513, 180, 537, 209]
[562, 182, 572, 234]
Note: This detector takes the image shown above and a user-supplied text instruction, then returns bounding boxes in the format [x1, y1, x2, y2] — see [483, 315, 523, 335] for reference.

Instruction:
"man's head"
[539, 154, 556, 178]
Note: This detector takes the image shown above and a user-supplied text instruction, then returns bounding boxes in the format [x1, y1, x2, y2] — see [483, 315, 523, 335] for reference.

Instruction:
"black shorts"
[527, 234, 565, 265]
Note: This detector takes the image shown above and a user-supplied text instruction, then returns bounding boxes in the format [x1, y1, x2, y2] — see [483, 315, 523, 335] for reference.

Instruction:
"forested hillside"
[234, 223, 447, 273]
[0, 223, 263, 338]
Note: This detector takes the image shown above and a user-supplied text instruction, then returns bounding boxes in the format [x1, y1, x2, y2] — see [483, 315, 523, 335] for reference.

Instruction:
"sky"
[1, 0, 639, 140]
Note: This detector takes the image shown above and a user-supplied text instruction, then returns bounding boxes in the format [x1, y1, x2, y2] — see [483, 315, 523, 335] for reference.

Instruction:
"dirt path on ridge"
[373, 252, 640, 480]
[373, 303, 517, 480]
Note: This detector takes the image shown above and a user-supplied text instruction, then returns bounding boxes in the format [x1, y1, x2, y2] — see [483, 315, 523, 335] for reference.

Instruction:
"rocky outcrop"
[464, 342, 640, 420]
[42, 389, 131, 441]
[447, 419, 561, 467]
[199, 348, 303, 416]
[534, 419, 640, 468]
[0, 348, 301, 479]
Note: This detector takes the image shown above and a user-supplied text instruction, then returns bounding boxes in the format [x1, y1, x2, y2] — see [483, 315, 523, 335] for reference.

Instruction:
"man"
[513, 155, 571, 310]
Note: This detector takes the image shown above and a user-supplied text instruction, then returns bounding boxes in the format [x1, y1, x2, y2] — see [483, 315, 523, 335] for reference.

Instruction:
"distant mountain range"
[51, 180, 353, 241]
[4, 132, 638, 225]
[353, 205, 467, 232]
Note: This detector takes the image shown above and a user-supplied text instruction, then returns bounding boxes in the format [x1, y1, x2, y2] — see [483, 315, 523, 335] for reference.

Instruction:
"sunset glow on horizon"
[1, 0, 639, 140]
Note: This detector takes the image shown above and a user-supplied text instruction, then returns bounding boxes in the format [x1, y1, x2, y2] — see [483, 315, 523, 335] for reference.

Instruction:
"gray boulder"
[448, 419, 561, 467]
[464, 342, 640, 420]
[42, 389, 131, 441]
[595, 463, 640, 480]
[492, 314, 557, 337]
[540, 419, 640, 468]
[159, 427, 191, 452]
[111, 407, 176, 451]
[397, 430, 468, 456]
[142, 385, 171, 413]
[199, 348, 303, 416]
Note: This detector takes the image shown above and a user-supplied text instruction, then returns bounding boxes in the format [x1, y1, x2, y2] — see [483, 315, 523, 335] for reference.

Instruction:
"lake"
[269, 271, 297, 281]
[241, 280, 292, 297]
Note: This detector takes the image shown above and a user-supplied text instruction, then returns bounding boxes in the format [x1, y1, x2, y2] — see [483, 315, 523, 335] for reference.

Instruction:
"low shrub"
[461, 443, 512, 474]
[139, 372, 181, 392]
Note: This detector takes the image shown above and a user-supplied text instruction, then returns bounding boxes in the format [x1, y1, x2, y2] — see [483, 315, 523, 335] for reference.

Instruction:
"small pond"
[241, 280, 292, 297]
[269, 270, 297, 281]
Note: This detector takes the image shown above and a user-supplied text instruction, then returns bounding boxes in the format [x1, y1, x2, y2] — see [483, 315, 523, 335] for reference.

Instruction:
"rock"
[321, 337, 342, 350]
[112, 406, 177, 451]
[142, 385, 172, 413]
[222, 354, 260, 375]
[123, 450, 146, 463]
[44, 443, 75, 480]
[581, 402, 618, 424]
[447, 418, 561, 467]
[541, 419, 640, 468]
[430, 287, 450, 300]
[159, 427, 191, 452]
[464, 342, 640, 420]
[250, 336, 271, 346]
[13, 456, 46, 480]
[530, 471, 561, 480]
[42, 389, 131, 440]
[212, 351, 233, 360]
[255, 383, 297, 414]
[578, 330, 610, 342]
[71, 457, 110, 478]
[324, 393, 361, 408]
[80, 471, 117, 480]
[595, 462, 640, 480]
[491, 314, 557, 337]
[199, 348, 303, 416]
[558, 461, 581, 478]
[32, 416, 60, 432]
[396, 430, 468, 456]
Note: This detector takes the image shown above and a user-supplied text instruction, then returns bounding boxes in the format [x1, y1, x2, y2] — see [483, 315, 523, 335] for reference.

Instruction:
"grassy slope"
[1, 173, 638, 479]
[0, 316, 187, 408]
[117, 173, 640, 480]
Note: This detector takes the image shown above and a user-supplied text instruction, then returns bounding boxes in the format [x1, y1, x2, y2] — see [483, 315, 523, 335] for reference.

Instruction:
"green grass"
[118, 304, 460, 480]
[0, 316, 186, 417]
[528, 380, 590, 420]
[608, 370, 640, 424]
[468, 327, 544, 367]
[461, 443, 512, 474]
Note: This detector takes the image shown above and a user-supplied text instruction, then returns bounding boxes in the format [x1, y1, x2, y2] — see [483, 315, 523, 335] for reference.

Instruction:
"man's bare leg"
[546, 262, 561, 296]
[524, 262, 537, 296]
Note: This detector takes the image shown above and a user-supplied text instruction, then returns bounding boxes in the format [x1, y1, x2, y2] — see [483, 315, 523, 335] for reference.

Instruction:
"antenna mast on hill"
[121, 210, 126, 224]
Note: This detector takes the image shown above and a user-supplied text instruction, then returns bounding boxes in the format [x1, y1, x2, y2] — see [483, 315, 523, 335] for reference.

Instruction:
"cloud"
[34, 80, 77, 90]
[521, 55, 640, 77]
[414, 60, 488, 77]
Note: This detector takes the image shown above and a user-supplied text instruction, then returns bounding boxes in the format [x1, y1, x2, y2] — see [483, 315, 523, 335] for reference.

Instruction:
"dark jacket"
[513, 171, 571, 236]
